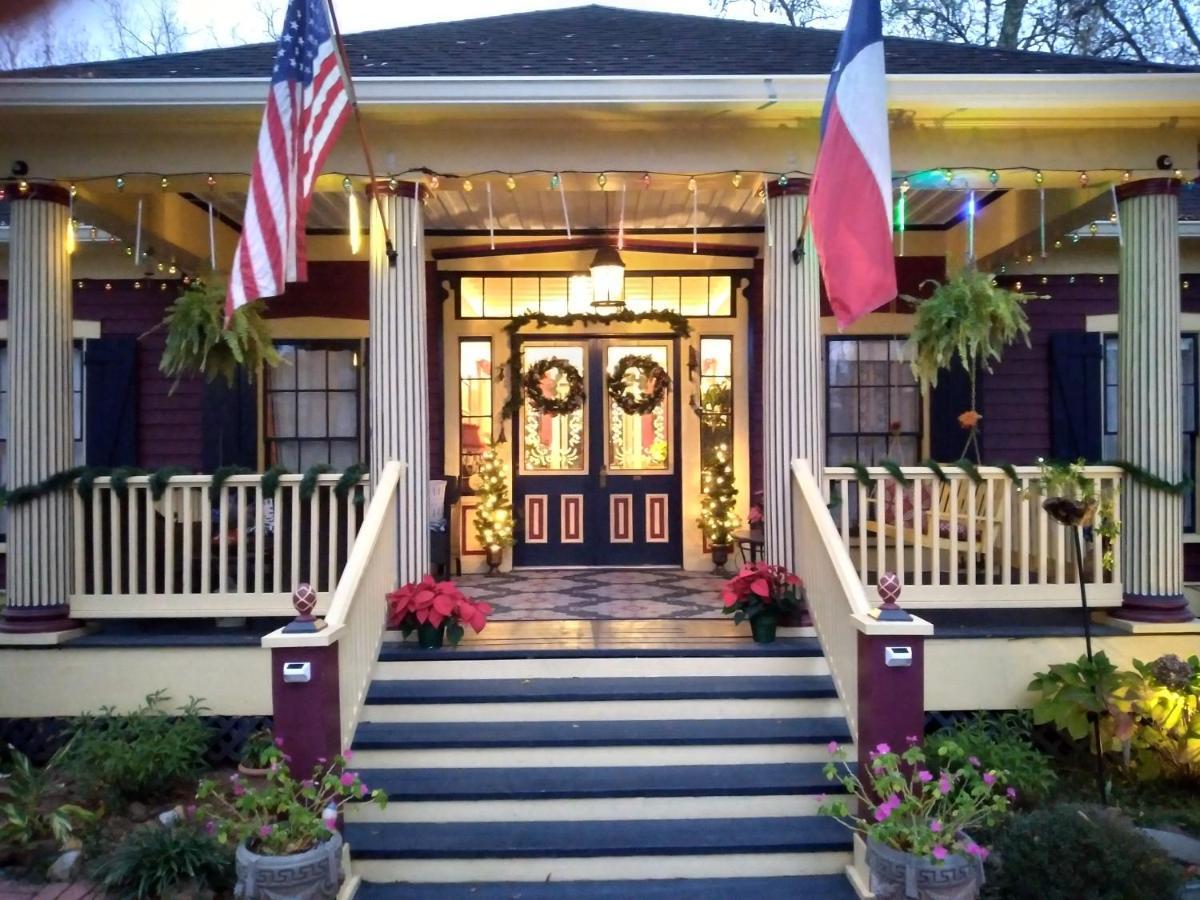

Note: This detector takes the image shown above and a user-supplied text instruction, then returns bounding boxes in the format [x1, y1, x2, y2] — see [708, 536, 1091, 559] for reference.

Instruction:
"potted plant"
[386, 575, 493, 649]
[198, 747, 386, 900]
[1030, 458, 1121, 572]
[698, 444, 740, 574]
[472, 439, 514, 575]
[907, 270, 1031, 461]
[721, 562, 803, 644]
[237, 728, 278, 779]
[819, 738, 1014, 900]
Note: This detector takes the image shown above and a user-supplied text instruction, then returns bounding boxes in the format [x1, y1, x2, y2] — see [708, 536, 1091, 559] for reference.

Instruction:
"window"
[698, 337, 733, 476]
[1102, 334, 1197, 531]
[826, 338, 921, 465]
[264, 341, 363, 470]
[459, 338, 493, 482]
[0, 343, 85, 537]
[459, 274, 735, 318]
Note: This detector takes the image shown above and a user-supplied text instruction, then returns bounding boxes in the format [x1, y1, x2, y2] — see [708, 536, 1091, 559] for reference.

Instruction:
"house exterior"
[1, 4, 1199, 893]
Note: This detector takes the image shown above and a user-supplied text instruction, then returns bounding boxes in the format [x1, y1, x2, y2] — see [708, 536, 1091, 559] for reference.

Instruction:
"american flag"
[227, 0, 349, 317]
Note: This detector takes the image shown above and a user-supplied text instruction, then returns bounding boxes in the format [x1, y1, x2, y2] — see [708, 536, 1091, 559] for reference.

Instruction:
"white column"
[0, 184, 76, 633]
[1115, 178, 1193, 623]
[368, 183, 430, 585]
[763, 181, 823, 572]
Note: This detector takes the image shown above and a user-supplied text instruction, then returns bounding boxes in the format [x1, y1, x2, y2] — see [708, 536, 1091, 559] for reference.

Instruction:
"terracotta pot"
[235, 832, 342, 900]
[865, 836, 983, 900]
[710, 543, 732, 574]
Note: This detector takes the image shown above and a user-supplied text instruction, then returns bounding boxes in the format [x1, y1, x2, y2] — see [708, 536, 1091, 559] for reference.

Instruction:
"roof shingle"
[5, 4, 1193, 80]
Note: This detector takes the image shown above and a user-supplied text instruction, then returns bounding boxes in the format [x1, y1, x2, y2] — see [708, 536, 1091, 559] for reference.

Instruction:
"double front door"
[512, 336, 681, 567]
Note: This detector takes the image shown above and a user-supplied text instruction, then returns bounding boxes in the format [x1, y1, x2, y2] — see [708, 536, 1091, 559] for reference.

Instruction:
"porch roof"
[6, 4, 1193, 82]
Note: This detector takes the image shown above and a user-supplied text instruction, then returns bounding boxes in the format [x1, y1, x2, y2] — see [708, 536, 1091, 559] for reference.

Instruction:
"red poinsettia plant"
[721, 562, 803, 625]
[386, 575, 493, 645]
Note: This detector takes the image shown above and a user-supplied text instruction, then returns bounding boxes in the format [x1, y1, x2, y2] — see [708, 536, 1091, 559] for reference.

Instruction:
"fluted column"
[763, 180, 823, 572]
[1115, 178, 1193, 623]
[0, 183, 75, 633]
[368, 183, 430, 584]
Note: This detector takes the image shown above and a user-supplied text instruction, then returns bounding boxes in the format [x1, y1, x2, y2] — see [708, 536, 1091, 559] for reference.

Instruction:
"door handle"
[598, 466, 608, 489]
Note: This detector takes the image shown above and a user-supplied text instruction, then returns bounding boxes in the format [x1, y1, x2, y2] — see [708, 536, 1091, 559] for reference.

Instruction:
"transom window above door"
[458, 274, 735, 318]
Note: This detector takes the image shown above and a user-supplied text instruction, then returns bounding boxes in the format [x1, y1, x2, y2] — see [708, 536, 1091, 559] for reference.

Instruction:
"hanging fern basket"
[157, 280, 282, 394]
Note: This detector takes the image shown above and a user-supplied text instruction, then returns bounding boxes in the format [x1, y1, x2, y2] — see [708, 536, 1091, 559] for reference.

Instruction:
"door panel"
[513, 336, 681, 567]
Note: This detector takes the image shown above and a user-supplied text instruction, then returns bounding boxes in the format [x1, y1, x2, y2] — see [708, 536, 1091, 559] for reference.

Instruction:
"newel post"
[265, 585, 342, 777]
[855, 574, 932, 778]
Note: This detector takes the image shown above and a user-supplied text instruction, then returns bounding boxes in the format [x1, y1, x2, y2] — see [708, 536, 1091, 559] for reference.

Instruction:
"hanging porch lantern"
[589, 245, 626, 309]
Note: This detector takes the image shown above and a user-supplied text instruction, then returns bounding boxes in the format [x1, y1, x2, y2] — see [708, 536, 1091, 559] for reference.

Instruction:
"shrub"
[0, 745, 94, 852]
[60, 690, 213, 801]
[984, 804, 1183, 900]
[925, 713, 1057, 805]
[95, 821, 235, 900]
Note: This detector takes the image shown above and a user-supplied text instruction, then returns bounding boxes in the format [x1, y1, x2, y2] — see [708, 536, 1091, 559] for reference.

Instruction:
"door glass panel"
[606, 343, 671, 472]
[521, 344, 586, 472]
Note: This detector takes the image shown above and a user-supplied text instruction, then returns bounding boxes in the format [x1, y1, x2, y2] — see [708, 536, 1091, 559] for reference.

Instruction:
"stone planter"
[485, 546, 503, 576]
[235, 832, 342, 900]
[710, 543, 732, 574]
[866, 837, 984, 900]
[749, 609, 777, 644]
[417, 621, 446, 650]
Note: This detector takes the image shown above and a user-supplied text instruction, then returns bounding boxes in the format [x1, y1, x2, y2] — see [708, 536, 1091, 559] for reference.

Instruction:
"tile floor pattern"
[455, 568, 730, 620]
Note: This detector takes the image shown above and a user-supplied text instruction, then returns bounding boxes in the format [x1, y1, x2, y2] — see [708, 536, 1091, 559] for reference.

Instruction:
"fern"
[158, 280, 281, 393]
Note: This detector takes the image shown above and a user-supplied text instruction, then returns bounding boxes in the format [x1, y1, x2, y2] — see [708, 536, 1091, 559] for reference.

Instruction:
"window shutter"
[1049, 331, 1103, 462]
[202, 369, 257, 470]
[84, 337, 138, 467]
[929, 357, 976, 461]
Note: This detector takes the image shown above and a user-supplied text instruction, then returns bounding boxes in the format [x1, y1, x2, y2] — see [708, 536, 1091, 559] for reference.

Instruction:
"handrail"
[794, 460, 873, 618]
[263, 461, 403, 748]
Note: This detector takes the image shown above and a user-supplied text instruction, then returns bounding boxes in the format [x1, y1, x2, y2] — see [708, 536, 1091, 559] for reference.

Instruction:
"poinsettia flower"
[750, 578, 771, 597]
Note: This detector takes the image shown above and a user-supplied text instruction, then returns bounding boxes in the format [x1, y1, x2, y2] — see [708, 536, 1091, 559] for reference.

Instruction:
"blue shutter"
[1049, 331, 1103, 462]
[84, 337, 138, 466]
[929, 356, 976, 461]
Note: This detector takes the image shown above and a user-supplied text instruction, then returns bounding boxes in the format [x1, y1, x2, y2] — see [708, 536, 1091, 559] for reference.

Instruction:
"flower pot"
[1042, 495, 1097, 528]
[417, 622, 446, 649]
[710, 543, 732, 574]
[485, 546, 503, 576]
[235, 831, 342, 900]
[749, 610, 778, 644]
[865, 836, 984, 900]
[236, 762, 272, 780]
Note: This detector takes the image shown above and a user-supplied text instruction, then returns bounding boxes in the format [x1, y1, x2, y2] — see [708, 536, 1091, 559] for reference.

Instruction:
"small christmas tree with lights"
[473, 439, 514, 574]
[698, 443, 740, 572]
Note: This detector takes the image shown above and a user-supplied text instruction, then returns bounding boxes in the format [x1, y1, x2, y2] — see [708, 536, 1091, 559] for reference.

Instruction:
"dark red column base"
[1112, 592, 1196, 624]
[0, 604, 77, 634]
[271, 643, 342, 778]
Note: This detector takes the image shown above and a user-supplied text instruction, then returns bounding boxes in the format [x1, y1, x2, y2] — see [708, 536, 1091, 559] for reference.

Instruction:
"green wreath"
[607, 354, 671, 416]
[522, 357, 586, 417]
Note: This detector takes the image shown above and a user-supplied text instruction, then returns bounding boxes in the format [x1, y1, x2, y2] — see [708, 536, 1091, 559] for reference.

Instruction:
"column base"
[1112, 592, 1196, 625]
[0, 604, 78, 634]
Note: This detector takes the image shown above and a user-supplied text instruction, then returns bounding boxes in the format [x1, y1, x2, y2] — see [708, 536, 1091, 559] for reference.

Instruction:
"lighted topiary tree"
[698, 443, 740, 573]
[472, 439, 514, 575]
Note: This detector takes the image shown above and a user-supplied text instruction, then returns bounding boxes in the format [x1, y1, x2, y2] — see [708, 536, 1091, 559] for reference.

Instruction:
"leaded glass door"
[512, 337, 681, 567]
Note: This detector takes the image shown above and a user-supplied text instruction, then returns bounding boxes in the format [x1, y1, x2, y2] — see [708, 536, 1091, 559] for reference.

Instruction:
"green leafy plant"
[1027, 458, 1121, 571]
[0, 745, 94, 852]
[906, 271, 1031, 460]
[60, 690, 213, 801]
[198, 746, 386, 856]
[1113, 653, 1200, 781]
[158, 279, 281, 393]
[240, 728, 278, 772]
[819, 737, 1013, 861]
[925, 713, 1057, 805]
[982, 804, 1183, 900]
[1029, 651, 1127, 745]
[95, 818, 235, 900]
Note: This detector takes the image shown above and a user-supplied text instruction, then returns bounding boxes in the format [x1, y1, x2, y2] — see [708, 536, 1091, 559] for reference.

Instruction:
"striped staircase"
[345, 626, 857, 899]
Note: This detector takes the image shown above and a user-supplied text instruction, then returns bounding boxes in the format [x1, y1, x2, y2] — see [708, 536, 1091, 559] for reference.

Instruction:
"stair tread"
[353, 717, 851, 749]
[355, 762, 844, 800]
[355, 874, 857, 899]
[345, 816, 851, 859]
[378, 637, 824, 661]
[365, 675, 837, 705]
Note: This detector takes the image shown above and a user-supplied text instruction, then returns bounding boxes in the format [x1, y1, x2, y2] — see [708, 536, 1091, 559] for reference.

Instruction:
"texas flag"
[808, 0, 897, 327]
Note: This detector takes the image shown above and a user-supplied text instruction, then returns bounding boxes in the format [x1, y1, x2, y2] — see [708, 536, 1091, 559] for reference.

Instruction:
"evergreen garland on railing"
[261, 464, 289, 498]
[1105, 460, 1193, 496]
[149, 466, 191, 500]
[923, 459, 950, 484]
[498, 309, 693, 420]
[879, 459, 911, 488]
[299, 463, 333, 502]
[209, 465, 253, 499]
[953, 458, 983, 485]
[335, 463, 368, 505]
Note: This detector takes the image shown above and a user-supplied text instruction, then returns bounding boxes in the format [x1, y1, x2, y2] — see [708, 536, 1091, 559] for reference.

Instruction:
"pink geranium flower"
[930, 819, 943, 834]
[982, 772, 997, 786]
[932, 846, 948, 861]
[917, 770, 933, 783]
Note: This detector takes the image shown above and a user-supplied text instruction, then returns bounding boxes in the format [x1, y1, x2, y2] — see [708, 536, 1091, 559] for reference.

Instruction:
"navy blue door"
[513, 337, 682, 567]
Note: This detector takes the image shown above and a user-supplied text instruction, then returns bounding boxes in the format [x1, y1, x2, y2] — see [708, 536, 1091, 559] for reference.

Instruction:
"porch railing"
[70, 472, 370, 618]
[822, 464, 1124, 608]
[264, 460, 400, 751]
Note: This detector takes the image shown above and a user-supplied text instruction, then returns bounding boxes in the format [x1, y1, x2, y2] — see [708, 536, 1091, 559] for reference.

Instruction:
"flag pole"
[324, 0, 399, 267]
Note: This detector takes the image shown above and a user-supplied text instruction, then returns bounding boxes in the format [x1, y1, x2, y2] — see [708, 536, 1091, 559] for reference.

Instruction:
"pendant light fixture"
[591, 188, 626, 309]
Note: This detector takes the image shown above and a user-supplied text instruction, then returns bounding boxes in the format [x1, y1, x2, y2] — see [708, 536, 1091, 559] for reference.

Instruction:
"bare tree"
[0, 14, 95, 70]
[254, 0, 284, 41]
[102, 0, 191, 57]
[708, 0, 838, 28]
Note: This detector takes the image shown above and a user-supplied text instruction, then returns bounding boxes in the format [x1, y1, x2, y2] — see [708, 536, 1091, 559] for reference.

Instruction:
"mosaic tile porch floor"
[455, 568, 729, 620]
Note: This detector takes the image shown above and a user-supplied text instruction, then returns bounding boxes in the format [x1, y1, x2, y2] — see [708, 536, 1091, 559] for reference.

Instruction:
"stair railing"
[791, 459, 932, 746]
[263, 461, 402, 769]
